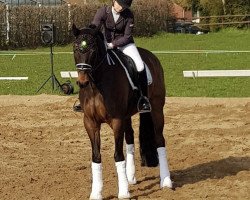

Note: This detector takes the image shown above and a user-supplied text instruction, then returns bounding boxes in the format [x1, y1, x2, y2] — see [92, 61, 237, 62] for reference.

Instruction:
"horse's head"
[72, 24, 106, 88]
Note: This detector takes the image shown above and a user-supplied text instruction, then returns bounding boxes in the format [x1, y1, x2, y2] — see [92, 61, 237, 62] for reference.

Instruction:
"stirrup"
[137, 96, 152, 113]
[73, 100, 83, 112]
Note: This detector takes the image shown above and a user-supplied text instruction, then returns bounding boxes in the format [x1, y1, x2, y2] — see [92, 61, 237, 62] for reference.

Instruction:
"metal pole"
[50, 44, 54, 90]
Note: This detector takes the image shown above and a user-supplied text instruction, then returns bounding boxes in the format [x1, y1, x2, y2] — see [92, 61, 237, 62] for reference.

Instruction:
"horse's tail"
[139, 112, 159, 167]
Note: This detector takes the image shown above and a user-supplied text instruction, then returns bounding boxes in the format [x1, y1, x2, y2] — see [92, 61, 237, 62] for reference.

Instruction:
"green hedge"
[0, 0, 174, 49]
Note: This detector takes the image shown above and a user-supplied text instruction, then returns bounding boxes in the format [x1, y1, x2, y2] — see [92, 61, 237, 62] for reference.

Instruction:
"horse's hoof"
[128, 177, 137, 185]
[160, 176, 173, 189]
[118, 192, 130, 199]
[89, 193, 102, 200]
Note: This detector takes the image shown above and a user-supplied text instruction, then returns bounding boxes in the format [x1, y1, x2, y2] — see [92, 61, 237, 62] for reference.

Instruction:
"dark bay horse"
[72, 24, 172, 199]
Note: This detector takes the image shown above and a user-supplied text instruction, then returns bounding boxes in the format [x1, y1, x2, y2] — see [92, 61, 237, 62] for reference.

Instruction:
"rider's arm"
[112, 14, 134, 48]
[91, 6, 106, 29]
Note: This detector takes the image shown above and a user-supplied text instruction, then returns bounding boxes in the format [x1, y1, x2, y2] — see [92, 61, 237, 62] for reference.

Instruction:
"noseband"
[76, 63, 92, 71]
[75, 51, 107, 90]
[76, 63, 93, 88]
[75, 52, 107, 73]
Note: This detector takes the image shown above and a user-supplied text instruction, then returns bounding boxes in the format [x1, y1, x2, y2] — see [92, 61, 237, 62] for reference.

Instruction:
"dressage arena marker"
[60, 71, 78, 78]
[183, 70, 250, 78]
[63, 70, 250, 79]
[0, 77, 28, 80]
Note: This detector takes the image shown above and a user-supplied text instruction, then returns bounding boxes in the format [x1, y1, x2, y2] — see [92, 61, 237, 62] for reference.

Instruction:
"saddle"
[107, 49, 152, 90]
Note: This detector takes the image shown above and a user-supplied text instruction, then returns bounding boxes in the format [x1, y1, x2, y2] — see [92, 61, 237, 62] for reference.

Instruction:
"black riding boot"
[137, 69, 151, 113]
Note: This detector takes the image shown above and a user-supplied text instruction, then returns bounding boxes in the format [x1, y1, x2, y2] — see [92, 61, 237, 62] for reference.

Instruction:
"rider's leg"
[137, 68, 151, 112]
[119, 43, 144, 72]
[119, 43, 151, 112]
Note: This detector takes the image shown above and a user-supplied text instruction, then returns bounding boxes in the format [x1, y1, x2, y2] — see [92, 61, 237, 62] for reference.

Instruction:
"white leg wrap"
[90, 162, 103, 200]
[157, 147, 173, 189]
[115, 161, 130, 199]
[126, 144, 137, 184]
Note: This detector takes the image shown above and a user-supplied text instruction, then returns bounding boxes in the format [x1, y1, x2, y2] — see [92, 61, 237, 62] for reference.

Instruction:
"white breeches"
[118, 43, 145, 72]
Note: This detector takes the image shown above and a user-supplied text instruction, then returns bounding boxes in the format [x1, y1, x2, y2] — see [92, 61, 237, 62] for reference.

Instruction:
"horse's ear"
[72, 23, 80, 37]
[97, 31, 104, 41]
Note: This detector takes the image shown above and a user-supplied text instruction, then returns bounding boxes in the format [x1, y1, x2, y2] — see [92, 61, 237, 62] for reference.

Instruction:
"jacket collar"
[106, 6, 124, 25]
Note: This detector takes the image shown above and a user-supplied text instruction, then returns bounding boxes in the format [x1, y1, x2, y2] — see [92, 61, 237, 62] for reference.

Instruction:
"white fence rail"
[183, 70, 250, 78]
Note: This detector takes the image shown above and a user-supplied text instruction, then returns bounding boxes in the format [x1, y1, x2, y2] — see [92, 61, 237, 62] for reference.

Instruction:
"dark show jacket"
[91, 5, 135, 48]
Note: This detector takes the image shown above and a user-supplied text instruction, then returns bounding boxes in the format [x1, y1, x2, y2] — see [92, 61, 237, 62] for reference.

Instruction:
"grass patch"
[0, 29, 249, 97]
[135, 28, 250, 51]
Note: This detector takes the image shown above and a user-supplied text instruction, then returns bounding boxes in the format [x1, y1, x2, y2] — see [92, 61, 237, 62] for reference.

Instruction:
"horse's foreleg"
[112, 119, 130, 199]
[84, 117, 103, 200]
[124, 118, 137, 185]
[151, 104, 173, 189]
[157, 147, 173, 189]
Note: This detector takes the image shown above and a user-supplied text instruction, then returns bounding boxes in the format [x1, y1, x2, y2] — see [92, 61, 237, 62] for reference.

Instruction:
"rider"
[90, 0, 151, 113]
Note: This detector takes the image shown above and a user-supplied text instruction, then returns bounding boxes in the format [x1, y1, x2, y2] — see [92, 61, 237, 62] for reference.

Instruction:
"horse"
[72, 24, 173, 199]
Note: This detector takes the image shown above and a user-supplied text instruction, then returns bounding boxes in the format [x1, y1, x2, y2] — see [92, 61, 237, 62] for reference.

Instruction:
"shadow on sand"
[172, 156, 250, 188]
[104, 156, 250, 199]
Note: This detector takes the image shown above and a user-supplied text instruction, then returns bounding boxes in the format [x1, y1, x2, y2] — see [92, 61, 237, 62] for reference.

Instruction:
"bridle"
[75, 53, 107, 73]
[76, 63, 92, 71]
[74, 33, 108, 85]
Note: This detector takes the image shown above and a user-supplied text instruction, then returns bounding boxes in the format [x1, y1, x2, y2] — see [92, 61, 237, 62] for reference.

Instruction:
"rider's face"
[113, 1, 125, 13]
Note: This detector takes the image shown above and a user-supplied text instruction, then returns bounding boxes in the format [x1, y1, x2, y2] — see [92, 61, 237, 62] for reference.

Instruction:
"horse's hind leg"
[112, 118, 130, 199]
[84, 117, 103, 199]
[124, 118, 137, 184]
[151, 100, 173, 189]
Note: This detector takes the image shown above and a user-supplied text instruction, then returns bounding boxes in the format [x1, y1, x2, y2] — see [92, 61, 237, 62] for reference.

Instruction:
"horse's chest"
[83, 97, 107, 122]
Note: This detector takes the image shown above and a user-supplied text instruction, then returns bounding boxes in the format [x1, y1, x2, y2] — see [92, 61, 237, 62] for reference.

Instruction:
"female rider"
[91, 0, 151, 113]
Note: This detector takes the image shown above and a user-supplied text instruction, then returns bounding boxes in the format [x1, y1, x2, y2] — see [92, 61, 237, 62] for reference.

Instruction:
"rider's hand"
[107, 43, 114, 49]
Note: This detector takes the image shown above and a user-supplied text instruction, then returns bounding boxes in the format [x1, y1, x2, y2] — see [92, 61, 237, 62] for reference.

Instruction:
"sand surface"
[0, 95, 249, 199]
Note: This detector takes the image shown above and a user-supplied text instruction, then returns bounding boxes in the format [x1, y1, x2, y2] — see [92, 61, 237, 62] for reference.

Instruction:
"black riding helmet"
[116, 0, 133, 9]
